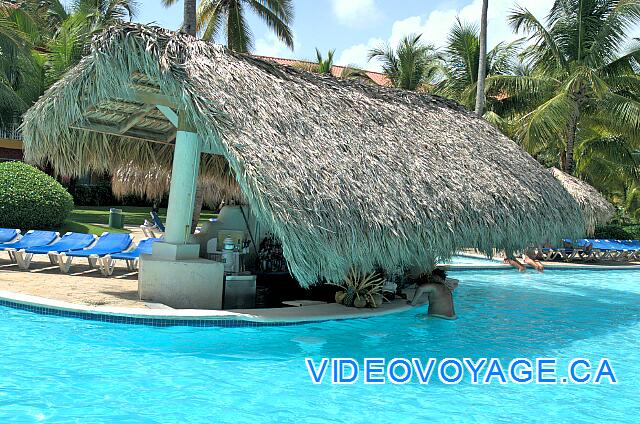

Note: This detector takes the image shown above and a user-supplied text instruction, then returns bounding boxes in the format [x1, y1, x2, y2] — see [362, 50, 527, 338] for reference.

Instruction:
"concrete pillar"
[164, 113, 201, 245]
[139, 111, 225, 309]
[151, 112, 201, 260]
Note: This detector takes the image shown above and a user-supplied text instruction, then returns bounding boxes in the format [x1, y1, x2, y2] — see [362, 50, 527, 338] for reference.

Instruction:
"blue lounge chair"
[52, 232, 133, 273]
[544, 239, 593, 261]
[12, 232, 97, 270]
[593, 239, 639, 261]
[619, 239, 640, 248]
[568, 239, 638, 262]
[1, 230, 58, 262]
[150, 210, 165, 232]
[140, 210, 166, 238]
[99, 237, 161, 276]
[0, 228, 20, 243]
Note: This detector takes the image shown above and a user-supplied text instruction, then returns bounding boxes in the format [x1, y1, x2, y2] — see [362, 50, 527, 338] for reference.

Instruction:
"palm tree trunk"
[564, 111, 579, 174]
[475, 0, 488, 116]
[183, 0, 197, 36]
[183, 0, 200, 231]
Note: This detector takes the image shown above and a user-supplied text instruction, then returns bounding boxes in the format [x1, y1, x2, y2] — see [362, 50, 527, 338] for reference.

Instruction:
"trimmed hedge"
[625, 225, 640, 239]
[593, 225, 634, 240]
[0, 162, 74, 229]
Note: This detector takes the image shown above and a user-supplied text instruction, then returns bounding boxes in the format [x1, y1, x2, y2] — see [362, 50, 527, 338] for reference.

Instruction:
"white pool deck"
[0, 252, 638, 325]
[0, 290, 414, 324]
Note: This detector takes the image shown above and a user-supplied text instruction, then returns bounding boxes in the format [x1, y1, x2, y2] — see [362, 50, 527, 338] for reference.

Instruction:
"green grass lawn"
[60, 206, 218, 236]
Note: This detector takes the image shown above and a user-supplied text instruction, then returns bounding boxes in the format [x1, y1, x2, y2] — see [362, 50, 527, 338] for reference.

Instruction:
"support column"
[151, 112, 201, 260]
[164, 115, 200, 245]
[139, 111, 225, 309]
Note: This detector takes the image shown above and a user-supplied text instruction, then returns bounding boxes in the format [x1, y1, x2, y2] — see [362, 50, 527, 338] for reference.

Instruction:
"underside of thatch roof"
[550, 168, 615, 235]
[111, 162, 242, 207]
[22, 23, 584, 286]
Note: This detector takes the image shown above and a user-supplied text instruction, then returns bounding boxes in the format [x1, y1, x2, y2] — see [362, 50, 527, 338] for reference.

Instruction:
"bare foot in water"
[503, 257, 526, 272]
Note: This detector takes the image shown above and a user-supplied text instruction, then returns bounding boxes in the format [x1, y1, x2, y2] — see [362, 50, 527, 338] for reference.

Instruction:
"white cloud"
[336, 0, 556, 72]
[386, 0, 556, 51]
[336, 38, 384, 71]
[254, 32, 298, 58]
[331, 0, 382, 28]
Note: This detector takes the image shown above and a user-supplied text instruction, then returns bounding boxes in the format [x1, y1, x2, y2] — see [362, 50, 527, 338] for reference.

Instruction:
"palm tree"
[474, 0, 488, 116]
[43, 0, 138, 85]
[0, 1, 43, 125]
[76, 0, 138, 32]
[315, 48, 335, 74]
[437, 19, 519, 112]
[486, 0, 640, 176]
[161, 0, 294, 53]
[368, 33, 441, 91]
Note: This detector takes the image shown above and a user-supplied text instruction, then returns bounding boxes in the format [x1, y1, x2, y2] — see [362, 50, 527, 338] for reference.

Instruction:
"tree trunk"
[474, 0, 489, 116]
[191, 184, 204, 233]
[183, 0, 197, 36]
[183, 0, 199, 231]
[564, 112, 579, 174]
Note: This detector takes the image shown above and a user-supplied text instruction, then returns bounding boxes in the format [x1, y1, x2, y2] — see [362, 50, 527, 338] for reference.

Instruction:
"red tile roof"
[252, 55, 390, 86]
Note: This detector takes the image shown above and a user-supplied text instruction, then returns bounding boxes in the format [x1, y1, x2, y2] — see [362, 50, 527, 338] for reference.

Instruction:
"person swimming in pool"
[503, 256, 526, 272]
[522, 254, 544, 272]
[503, 252, 544, 272]
[410, 268, 458, 319]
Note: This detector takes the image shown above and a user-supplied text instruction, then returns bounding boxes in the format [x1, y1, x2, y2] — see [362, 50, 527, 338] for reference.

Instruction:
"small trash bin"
[108, 208, 124, 229]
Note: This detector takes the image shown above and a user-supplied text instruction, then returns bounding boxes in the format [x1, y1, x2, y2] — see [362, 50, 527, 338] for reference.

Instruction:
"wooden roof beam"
[70, 120, 175, 145]
[118, 104, 156, 133]
[156, 105, 178, 127]
[130, 88, 177, 108]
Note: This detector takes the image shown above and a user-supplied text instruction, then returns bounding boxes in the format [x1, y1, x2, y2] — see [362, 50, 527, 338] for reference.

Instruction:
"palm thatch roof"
[111, 162, 242, 207]
[550, 167, 615, 235]
[21, 23, 584, 286]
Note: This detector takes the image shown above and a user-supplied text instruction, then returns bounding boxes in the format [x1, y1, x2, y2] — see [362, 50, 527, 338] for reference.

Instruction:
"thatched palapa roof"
[550, 168, 615, 235]
[22, 23, 584, 285]
[111, 162, 242, 207]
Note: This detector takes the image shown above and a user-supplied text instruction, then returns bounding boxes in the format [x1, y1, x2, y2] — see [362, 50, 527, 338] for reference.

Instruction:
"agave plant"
[333, 268, 384, 308]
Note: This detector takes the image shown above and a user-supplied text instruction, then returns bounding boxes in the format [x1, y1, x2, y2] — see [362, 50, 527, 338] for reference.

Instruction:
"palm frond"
[517, 92, 578, 153]
[226, 0, 253, 53]
[586, 0, 640, 67]
[508, 5, 567, 71]
[197, 0, 225, 41]
[247, 0, 294, 50]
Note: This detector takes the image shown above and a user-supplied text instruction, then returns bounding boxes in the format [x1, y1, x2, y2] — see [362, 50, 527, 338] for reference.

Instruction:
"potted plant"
[333, 268, 384, 308]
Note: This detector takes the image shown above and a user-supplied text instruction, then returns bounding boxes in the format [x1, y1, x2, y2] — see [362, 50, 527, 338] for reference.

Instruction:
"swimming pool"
[1, 269, 638, 422]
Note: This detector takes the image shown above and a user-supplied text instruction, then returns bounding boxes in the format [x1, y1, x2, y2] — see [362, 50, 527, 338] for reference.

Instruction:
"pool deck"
[0, 251, 638, 325]
[0, 289, 414, 324]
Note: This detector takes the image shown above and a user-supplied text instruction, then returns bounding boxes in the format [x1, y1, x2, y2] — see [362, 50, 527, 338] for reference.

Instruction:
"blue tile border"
[0, 299, 318, 328]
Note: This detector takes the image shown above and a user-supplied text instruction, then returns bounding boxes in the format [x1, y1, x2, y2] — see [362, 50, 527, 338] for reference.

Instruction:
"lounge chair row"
[0, 229, 160, 276]
[541, 239, 640, 262]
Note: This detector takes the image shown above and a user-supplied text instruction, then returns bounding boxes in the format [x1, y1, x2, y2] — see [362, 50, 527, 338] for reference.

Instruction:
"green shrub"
[622, 225, 640, 239]
[593, 225, 633, 240]
[0, 162, 74, 229]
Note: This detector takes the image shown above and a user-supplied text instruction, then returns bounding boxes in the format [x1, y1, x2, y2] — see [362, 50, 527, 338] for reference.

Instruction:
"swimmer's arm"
[411, 284, 436, 305]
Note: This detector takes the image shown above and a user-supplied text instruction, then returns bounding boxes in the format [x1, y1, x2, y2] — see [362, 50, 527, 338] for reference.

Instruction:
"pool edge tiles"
[0, 290, 413, 327]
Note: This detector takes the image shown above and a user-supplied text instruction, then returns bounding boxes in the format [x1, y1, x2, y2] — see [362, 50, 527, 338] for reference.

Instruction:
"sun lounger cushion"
[66, 233, 132, 257]
[110, 238, 160, 260]
[0, 230, 57, 250]
[0, 228, 19, 243]
[26, 233, 96, 254]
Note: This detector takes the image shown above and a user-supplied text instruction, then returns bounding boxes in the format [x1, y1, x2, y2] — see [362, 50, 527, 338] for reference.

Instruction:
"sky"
[134, 0, 639, 72]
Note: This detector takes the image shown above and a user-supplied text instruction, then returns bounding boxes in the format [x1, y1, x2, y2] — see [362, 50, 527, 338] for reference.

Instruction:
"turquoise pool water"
[1, 269, 639, 423]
